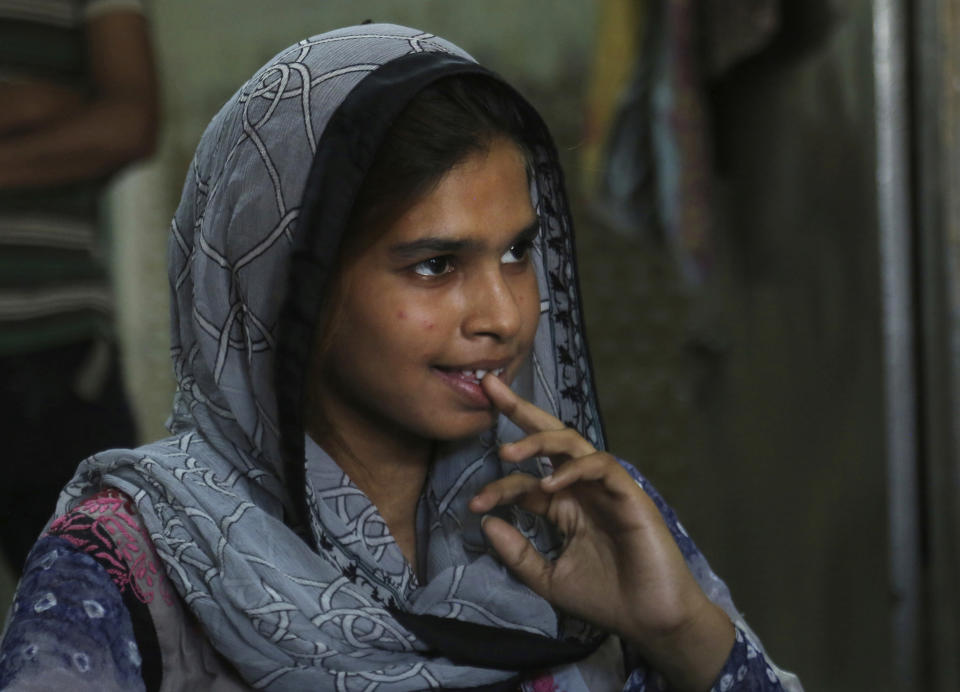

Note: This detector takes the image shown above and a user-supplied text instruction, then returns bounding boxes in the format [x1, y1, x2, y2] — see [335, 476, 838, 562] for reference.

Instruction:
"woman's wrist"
[625, 599, 736, 692]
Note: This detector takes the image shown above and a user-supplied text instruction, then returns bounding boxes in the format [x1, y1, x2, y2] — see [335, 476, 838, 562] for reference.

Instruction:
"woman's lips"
[432, 366, 506, 407]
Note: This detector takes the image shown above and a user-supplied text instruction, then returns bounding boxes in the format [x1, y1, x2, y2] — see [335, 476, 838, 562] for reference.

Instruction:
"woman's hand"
[469, 374, 735, 692]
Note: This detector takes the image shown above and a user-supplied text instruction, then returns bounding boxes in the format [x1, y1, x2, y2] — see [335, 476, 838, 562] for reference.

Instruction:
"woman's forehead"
[370, 139, 535, 250]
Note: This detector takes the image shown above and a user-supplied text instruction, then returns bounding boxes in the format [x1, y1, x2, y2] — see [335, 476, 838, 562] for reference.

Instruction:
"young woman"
[0, 24, 803, 691]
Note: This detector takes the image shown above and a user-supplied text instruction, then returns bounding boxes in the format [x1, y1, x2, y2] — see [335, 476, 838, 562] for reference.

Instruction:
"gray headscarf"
[59, 24, 608, 690]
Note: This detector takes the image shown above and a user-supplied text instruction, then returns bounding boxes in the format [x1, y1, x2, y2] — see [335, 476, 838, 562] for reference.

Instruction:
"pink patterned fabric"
[47, 489, 174, 607]
[528, 674, 561, 691]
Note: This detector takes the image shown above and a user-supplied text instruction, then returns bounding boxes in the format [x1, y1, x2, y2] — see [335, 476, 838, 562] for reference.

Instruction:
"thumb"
[481, 515, 553, 598]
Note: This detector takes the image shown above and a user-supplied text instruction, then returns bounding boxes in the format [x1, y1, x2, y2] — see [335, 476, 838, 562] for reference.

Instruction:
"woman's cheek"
[400, 303, 441, 333]
[394, 309, 432, 329]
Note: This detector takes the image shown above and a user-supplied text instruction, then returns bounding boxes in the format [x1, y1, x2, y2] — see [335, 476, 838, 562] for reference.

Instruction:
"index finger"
[481, 372, 567, 435]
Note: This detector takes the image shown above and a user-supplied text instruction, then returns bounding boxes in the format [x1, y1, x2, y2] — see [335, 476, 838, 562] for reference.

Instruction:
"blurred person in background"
[0, 0, 157, 571]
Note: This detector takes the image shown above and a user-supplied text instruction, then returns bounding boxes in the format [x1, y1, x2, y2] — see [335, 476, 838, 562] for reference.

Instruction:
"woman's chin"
[430, 409, 499, 443]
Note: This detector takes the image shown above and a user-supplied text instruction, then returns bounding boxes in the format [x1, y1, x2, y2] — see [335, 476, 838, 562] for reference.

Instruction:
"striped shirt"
[0, 0, 143, 355]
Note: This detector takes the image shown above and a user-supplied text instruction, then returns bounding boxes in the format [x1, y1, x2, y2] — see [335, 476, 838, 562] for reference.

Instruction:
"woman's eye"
[413, 256, 454, 277]
[501, 240, 533, 264]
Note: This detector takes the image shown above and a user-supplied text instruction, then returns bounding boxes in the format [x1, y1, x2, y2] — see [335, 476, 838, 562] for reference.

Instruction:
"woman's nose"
[462, 267, 524, 342]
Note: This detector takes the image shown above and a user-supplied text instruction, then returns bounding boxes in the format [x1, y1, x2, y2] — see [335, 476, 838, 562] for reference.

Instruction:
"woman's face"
[311, 138, 540, 448]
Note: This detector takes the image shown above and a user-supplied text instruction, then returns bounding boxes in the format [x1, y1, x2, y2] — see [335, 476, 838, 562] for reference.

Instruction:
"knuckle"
[514, 538, 531, 560]
[514, 538, 539, 568]
[590, 451, 616, 466]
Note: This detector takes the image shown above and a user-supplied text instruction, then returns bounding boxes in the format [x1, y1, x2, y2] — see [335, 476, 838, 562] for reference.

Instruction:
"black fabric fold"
[390, 608, 600, 672]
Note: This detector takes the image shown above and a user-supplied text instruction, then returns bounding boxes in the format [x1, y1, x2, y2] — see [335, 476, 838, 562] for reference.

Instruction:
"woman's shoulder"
[0, 528, 149, 691]
[46, 488, 176, 610]
[1, 489, 166, 689]
[1, 489, 251, 691]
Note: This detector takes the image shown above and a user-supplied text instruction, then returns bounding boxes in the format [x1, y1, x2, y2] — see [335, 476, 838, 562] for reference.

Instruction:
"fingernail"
[480, 514, 490, 529]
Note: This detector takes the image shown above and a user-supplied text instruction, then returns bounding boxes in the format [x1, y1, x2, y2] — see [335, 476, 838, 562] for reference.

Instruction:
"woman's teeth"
[459, 367, 504, 382]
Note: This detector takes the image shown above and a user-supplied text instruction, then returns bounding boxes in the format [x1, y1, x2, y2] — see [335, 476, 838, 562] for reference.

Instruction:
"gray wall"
[676, 1, 892, 689]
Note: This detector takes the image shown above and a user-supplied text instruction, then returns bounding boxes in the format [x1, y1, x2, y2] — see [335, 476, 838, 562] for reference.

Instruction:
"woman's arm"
[617, 463, 796, 692]
[622, 627, 787, 692]
[472, 374, 800, 692]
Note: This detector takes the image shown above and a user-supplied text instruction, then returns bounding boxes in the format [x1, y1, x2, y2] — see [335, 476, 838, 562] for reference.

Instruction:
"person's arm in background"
[0, 9, 158, 188]
[0, 82, 85, 135]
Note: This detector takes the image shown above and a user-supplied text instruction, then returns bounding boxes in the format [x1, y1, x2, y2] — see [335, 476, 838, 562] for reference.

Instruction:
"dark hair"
[342, 74, 534, 258]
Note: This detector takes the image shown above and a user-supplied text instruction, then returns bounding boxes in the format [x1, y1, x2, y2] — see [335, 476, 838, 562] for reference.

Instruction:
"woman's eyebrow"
[389, 219, 539, 259]
[389, 237, 476, 259]
[513, 219, 540, 244]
